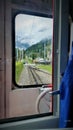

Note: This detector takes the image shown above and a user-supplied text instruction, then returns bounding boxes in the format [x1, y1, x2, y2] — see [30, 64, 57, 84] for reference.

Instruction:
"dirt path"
[18, 65, 30, 86]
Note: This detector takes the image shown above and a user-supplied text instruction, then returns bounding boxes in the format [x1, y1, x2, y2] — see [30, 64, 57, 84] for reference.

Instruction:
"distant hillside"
[25, 39, 52, 59]
[16, 41, 30, 49]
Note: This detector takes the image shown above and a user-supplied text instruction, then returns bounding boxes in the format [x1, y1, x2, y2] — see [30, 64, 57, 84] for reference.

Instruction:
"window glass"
[15, 14, 53, 87]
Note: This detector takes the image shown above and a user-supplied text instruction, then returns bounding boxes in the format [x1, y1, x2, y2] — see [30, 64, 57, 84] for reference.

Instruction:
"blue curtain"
[59, 43, 73, 128]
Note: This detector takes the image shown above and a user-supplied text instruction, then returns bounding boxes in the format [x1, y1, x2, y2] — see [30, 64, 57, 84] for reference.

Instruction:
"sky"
[15, 14, 53, 47]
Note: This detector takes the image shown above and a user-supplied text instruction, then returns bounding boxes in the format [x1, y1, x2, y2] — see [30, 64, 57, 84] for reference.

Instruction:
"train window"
[14, 14, 53, 87]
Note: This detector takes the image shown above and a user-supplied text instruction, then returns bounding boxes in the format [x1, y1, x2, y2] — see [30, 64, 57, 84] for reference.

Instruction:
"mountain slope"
[25, 39, 52, 59]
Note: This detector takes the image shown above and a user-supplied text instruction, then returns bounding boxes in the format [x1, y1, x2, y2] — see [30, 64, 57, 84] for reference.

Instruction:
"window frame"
[12, 9, 53, 88]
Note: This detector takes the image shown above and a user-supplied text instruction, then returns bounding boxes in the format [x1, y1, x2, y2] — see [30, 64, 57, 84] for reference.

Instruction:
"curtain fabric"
[59, 43, 73, 128]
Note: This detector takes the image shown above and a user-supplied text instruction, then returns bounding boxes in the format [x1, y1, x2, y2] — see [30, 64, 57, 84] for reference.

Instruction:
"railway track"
[28, 65, 43, 84]
[27, 64, 52, 85]
[18, 64, 52, 86]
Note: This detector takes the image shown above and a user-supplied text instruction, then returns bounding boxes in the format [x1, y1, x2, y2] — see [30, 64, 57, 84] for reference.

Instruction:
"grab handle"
[49, 90, 60, 95]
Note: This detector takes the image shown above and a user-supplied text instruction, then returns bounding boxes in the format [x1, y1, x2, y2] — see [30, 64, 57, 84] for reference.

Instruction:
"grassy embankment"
[37, 64, 52, 74]
[16, 61, 24, 82]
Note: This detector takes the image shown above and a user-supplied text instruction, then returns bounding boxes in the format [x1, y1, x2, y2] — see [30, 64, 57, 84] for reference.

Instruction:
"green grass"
[15, 61, 24, 82]
[37, 64, 52, 74]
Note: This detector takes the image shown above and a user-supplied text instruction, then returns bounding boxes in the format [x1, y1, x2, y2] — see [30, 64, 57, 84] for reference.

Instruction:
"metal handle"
[40, 85, 60, 95]
[49, 90, 60, 95]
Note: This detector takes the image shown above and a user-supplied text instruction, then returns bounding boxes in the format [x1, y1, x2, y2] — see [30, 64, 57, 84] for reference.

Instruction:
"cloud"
[15, 14, 53, 47]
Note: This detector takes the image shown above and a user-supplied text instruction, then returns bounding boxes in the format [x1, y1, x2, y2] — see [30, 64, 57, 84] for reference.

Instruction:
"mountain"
[25, 38, 52, 59]
[16, 41, 30, 50]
